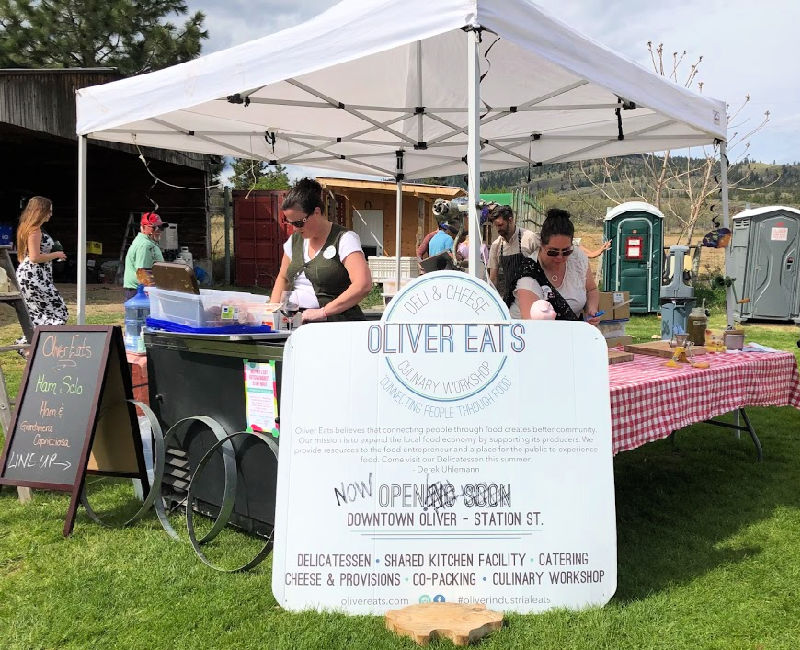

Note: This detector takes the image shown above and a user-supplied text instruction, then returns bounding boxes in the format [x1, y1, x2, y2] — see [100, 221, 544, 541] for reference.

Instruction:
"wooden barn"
[0, 68, 212, 281]
[317, 177, 466, 257]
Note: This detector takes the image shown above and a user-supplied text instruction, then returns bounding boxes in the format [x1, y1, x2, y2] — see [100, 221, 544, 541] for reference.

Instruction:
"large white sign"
[273, 272, 616, 614]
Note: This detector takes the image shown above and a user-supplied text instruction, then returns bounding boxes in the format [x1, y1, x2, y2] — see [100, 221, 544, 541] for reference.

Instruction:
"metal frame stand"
[668, 408, 761, 461]
[704, 408, 762, 461]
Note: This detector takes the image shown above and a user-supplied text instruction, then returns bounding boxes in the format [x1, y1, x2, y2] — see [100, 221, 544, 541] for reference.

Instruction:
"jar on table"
[687, 306, 707, 346]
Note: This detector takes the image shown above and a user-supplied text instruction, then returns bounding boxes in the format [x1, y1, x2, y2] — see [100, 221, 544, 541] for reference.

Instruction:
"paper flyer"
[243, 359, 279, 438]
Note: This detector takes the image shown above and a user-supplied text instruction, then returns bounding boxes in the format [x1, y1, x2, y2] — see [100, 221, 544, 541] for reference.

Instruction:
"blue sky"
[188, 0, 798, 175]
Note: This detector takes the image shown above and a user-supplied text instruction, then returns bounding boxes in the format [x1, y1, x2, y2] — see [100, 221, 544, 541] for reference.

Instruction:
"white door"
[352, 209, 383, 254]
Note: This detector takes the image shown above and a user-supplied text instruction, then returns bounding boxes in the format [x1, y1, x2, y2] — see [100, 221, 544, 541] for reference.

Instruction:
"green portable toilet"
[602, 201, 664, 313]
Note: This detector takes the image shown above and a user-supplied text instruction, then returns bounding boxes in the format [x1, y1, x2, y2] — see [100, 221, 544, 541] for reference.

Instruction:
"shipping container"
[233, 189, 290, 288]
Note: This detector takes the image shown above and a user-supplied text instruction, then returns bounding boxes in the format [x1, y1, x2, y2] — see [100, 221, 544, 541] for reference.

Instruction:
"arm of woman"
[517, 288, 540, 320]
[584, 265, 601, 325]
[515, 276, 543, 320]
[580, 241, 611, 259]
[269, 254, 291, 303]
[302, 251, 373, 322]
[27, 231, 65, 263]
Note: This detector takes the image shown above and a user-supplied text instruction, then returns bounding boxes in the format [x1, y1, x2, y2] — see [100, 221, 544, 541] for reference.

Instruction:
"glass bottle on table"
[280, 291, 300, 330]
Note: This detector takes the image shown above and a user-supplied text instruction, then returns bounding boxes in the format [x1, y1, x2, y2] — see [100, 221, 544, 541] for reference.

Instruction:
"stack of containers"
[596, 291, 631, 347]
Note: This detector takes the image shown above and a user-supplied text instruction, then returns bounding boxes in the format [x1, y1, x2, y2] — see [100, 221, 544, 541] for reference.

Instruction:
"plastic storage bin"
[597, 319, 628, 339]
[0, 224, 13, 246]
[367, 256, 420, 282]
[146, 287, 270, 328]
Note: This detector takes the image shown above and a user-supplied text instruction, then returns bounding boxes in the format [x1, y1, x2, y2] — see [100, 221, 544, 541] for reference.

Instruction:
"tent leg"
[77, 135, 87, 325]
[395, 151, 404, 291]
[466, 28, 482, 278]
[720, 141, 733, 329]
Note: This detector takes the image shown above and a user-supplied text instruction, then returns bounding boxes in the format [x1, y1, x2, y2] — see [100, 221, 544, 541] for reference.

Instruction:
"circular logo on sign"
[379, 271, 511, 402]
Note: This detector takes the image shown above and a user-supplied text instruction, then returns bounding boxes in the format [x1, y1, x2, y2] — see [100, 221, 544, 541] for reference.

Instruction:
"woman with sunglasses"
[270, 178, 372, 323]
[505, 209, 601, 324]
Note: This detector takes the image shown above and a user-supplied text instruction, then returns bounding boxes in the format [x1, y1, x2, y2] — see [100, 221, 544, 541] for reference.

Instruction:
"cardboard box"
[597, 292, 615, 321]
[597, 291, 630, 320]
[612, 291, 630, 320]
[605, 335, 633, 348]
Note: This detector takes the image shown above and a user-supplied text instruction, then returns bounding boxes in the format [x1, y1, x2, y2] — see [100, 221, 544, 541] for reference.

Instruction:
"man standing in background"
[123, 212, 165, 300]
[487, 205, 538, 295]
[427, 221, 458, 257]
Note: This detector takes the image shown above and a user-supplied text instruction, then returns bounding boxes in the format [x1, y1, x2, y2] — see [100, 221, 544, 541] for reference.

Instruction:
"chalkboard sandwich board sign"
[0, 326, 148, 536]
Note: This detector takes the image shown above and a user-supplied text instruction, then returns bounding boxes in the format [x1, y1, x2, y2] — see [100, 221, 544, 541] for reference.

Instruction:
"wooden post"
[0, 366, 32, 503]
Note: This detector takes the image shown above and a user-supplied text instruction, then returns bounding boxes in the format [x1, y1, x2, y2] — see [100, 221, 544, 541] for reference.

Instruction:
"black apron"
[498, 229, 525, 297]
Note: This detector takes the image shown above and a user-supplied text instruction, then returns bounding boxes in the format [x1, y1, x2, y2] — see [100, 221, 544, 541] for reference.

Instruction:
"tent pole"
[77, 135, 87, 325]
[395, 150, 404, 291]
[720, 141, 733, 328]
[224, 186, 232, 285]
[466, 28, 481, 278]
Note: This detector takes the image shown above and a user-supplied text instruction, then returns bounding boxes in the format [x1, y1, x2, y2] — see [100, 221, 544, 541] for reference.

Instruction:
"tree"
[230, 159, 291, 191]
[569, 42, 772, 247]
[0, 0, 207, 75]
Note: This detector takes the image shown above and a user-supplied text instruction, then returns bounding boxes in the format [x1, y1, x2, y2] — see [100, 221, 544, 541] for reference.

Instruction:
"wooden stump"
[385, 602, 504, 646]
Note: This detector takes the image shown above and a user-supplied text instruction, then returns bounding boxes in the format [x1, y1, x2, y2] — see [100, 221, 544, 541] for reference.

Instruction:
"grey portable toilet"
[731, 205, 800, 322]
[602, 201, 664, 313]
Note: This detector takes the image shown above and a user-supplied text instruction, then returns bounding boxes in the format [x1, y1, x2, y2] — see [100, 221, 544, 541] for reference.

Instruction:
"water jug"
[124, 284, 150, 353]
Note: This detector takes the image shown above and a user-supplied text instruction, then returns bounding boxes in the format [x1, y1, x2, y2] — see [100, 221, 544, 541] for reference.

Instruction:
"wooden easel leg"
[0, 366, 33, 503]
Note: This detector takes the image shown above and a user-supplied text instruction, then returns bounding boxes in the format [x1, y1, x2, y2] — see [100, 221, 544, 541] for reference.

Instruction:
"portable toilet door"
[731, 206, 800, 322]
[602, 202, 664, 313]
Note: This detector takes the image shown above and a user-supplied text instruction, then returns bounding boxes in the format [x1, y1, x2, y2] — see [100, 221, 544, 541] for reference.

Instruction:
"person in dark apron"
[486, 205, 538, 297]
[270, 178, 372, 322]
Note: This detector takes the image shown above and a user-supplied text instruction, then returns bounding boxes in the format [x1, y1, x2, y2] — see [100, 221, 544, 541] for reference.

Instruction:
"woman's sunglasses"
[285, 214, 310, 228]
[544, 247, 573, 257]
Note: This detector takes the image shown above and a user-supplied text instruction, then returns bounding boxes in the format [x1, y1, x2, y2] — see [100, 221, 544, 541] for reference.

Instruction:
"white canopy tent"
[75, 0, 732, 323]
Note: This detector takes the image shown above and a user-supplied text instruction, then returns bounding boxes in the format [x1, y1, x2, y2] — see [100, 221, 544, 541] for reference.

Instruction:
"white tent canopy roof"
[76, 0, 726, 180]
[732, 205, 800, 221]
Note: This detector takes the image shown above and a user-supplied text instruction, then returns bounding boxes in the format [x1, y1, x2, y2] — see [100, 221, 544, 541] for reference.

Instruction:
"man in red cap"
[123, 212, 165, 300]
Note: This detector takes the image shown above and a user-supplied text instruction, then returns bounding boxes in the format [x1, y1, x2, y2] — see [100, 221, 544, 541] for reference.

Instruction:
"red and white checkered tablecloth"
[608, 350, 800, 454]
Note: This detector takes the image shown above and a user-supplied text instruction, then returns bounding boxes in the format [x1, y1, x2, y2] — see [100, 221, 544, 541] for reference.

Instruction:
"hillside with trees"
[425, 155, 799, 240]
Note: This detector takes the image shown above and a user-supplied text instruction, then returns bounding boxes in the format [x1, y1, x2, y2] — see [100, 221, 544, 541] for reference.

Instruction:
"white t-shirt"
[283, 230, 363, 309]
[510, 248, 589, 318]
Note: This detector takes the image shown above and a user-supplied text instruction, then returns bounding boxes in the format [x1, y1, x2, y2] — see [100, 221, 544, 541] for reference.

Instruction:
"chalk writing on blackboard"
[0, 326, 148, 536]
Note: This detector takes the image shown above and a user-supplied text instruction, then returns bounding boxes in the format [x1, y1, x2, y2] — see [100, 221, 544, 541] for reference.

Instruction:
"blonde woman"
[15, 197, 68, 347]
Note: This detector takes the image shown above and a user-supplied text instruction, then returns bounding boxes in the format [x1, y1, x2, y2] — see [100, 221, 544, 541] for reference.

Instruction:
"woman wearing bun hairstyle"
[506, 208, 600, 324]
[270, 178, 372, 323]
[15, 196, 68, 350]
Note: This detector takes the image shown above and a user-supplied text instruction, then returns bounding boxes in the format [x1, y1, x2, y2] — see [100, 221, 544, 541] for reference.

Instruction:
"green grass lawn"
[2, 302, 800, 648]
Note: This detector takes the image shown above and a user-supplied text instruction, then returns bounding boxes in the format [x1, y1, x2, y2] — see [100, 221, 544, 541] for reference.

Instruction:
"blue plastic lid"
[145, 317, 273, 334]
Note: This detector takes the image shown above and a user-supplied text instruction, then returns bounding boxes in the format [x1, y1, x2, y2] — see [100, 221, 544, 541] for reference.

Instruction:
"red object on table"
[608, 351, 800, 454]
[126, 351, 149, 408]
